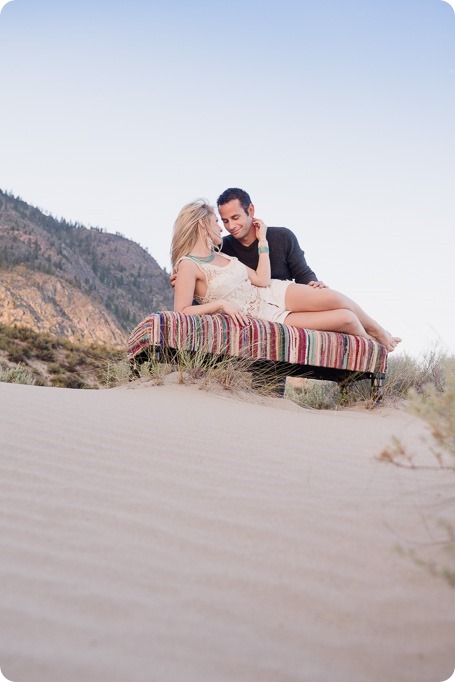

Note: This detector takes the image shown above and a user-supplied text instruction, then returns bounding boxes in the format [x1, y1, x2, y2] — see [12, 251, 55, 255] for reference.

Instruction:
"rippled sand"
[0, 381, 453, 682]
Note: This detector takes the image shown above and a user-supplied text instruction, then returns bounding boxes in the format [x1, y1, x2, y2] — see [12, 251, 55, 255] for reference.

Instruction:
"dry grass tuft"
[379, 353, 455, 587]
[112, 348, 287, 398]
[0, 322, 123, 388]
[286, 343, 453, 410]
[381, 343, 448, 402]
[407, 356, 455, 458]
[285, 378, 340, 410]
[0, 363, 36, 385]
[170, 349, 286, 397]
[379, 354, 455, 469]
[122, 342, 455, 410]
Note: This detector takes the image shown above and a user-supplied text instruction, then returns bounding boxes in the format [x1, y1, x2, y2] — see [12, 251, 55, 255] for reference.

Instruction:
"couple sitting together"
[171, 187, 401, 352]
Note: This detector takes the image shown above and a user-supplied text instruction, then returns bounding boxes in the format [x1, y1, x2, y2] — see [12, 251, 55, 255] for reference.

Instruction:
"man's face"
[218, 199, 256, 245]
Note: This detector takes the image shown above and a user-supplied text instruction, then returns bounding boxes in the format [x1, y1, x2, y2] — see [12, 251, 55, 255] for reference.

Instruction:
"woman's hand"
[219, 300, 249, 325]
[253, 219, 268, 242]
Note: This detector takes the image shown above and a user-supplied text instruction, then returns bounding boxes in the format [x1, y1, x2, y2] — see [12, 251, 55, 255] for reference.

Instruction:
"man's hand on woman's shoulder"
[307, 280, 328, 289]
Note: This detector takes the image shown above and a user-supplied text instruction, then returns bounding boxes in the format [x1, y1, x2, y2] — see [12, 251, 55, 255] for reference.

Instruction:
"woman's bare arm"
[245, 219, 271, 287]
[173, 260, 248, 324]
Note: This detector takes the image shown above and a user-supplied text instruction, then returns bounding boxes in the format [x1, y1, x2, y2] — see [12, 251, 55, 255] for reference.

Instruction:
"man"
[217, 187, 326, 288]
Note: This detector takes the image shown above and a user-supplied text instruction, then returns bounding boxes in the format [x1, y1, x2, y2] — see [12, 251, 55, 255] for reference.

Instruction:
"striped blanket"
[127, 312, 388, 376]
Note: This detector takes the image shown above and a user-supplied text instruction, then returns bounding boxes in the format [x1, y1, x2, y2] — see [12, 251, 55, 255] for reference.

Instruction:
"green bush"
[7, 348, 30, 363]
[0, 363, 35, 385]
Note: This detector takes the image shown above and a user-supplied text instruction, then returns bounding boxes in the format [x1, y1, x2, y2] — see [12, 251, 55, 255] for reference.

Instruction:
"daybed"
[127, 311, 388, 399]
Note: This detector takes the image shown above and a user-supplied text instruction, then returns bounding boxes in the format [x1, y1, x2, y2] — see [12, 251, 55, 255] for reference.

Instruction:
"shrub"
[7, 348, 30, 363]
[379, 355, 455, 588]
[407, 355, 455, 460]
[382, 344, 448, 401]
[0, 321, 123, 389]
[0, 363, 35, 385]
[286, 378, 340, 410]
[48, 363, 64, 375]
[286, 344, 452, 410]
[111, 348, 285, 396]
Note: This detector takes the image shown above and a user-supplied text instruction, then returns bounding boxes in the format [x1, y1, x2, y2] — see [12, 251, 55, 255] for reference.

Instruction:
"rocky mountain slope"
[0, 190, 173, 346]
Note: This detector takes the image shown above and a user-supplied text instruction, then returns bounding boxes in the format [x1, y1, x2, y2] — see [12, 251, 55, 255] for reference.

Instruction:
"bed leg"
[129, 358, 141, 381]
[371, 375, 384, 403]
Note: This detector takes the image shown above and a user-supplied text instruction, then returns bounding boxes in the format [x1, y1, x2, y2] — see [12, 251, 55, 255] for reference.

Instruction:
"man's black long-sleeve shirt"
[221, 226, 318, 284]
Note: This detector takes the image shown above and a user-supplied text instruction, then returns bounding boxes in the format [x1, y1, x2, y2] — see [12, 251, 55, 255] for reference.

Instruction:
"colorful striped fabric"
[127, 312, 388, 374]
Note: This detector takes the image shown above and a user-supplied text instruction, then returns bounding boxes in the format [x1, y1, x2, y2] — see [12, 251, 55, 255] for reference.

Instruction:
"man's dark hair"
[217, 188, 252, 213]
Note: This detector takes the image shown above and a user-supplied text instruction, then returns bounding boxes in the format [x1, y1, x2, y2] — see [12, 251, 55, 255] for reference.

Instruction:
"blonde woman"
[171, 200, 401, 351]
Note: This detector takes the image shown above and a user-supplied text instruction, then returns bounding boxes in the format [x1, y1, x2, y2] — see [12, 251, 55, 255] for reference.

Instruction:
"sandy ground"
[0, 379, 454, 682]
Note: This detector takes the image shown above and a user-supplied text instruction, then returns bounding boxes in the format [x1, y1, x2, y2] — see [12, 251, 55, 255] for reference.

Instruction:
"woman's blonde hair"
[170, 199, 215, 270]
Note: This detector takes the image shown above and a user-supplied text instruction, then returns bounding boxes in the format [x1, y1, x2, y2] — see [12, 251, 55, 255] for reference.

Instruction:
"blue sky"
[0, 0, 454, 357]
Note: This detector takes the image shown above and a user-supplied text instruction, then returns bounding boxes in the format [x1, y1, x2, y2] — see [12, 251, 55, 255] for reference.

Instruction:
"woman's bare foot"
[385, 336, 402, 352]
[369, 328, 402, 352]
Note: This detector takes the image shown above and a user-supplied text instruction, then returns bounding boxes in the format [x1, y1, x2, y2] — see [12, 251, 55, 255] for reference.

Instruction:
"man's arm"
[285, 230, 322, 285]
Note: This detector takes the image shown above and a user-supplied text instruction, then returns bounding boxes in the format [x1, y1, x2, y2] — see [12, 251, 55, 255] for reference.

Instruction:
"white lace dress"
[180, 254, 291, 324]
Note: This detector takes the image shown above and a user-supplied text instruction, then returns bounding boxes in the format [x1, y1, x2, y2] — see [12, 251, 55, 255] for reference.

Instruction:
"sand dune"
[0, 380, 454, 682]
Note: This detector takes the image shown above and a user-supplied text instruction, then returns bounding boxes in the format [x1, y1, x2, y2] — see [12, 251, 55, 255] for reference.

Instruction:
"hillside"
[0, 189, 173, 346]
[0, 322, 124, 389]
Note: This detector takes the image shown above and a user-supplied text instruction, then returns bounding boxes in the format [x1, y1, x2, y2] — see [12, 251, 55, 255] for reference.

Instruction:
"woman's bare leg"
[284, 309, 370, 338]
[284, 284, 401, 351]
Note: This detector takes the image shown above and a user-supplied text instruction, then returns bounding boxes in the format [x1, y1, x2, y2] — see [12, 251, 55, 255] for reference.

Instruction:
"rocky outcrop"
[0, 189, 174, 345]
[0, 267, 127, 346]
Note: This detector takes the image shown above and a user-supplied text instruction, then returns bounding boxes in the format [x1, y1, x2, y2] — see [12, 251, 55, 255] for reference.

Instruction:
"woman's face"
[206, 213, 223, 246]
